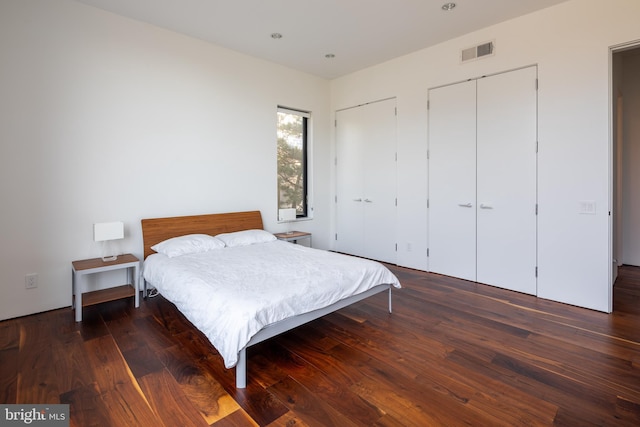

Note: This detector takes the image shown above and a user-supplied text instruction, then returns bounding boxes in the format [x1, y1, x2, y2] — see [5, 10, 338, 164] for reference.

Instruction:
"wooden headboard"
[141, 210, 264, 259]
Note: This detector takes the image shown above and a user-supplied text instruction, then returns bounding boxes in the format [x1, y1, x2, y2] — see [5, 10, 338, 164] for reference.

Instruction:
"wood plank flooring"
[1, 265, 639, 426]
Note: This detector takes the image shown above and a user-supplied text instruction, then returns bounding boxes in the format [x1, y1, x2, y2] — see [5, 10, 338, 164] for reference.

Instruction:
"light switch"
[579, 201, 596, 215]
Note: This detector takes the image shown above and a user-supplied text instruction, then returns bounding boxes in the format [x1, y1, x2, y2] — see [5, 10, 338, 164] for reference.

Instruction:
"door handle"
[480, 204, 493, 209]
[353, 198, 362, 202]
[458, 203, 472, 208]
[364, 199, 373, 203]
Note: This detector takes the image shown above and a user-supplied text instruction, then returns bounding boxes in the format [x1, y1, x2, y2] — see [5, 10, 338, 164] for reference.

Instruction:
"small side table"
[274, 231, 312, 246]
[72, 254, 140, 322]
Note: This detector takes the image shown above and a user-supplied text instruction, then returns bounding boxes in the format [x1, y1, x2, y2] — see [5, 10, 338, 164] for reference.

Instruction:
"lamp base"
[100, 240, 119, 262]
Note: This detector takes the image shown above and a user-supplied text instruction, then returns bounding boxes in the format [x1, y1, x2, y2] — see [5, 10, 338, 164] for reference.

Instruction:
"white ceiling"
[74, 0, 569, 79]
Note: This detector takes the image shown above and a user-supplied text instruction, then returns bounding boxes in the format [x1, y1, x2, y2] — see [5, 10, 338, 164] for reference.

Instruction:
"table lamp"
[278, 208, 297, 234]
[94, 221, 124, 261]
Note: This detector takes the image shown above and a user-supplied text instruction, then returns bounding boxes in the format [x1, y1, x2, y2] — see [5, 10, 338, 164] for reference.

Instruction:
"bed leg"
[388, 285, 393, 314]
[236, 348, 247, 388]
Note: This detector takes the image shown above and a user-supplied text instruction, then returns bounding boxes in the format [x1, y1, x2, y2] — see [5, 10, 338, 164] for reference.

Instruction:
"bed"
[141, 210, 401, 388]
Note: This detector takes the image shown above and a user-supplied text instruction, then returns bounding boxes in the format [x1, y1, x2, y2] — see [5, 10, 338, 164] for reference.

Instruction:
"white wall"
[330, 0, 640, 312]
[0, 0, 331, 320]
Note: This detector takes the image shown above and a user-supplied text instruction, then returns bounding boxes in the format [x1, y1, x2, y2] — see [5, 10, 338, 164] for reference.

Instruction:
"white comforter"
[143, 240, 400, 368]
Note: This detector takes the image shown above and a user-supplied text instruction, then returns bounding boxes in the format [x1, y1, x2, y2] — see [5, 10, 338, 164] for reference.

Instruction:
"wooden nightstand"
[274, 231, 312, 246]
[72, 254, 140, 322]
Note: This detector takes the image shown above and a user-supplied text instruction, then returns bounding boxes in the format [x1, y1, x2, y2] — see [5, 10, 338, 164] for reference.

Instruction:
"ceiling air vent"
[461, 41, 494, 63]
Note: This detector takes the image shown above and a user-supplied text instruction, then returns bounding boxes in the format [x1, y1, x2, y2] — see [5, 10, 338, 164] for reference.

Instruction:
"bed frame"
[141, 210, 393, 388]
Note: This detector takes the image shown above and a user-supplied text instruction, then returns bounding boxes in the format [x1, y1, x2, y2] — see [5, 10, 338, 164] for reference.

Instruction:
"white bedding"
[143, 240, 401, 368]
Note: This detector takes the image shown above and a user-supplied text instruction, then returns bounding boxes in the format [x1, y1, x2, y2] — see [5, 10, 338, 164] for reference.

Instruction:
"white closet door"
[476, 66, 537, 294]
[362, 99, 397, 263]
[336, 106, 366, 257]
[336, 99, 397, 263]
[428, 81, 477, 281]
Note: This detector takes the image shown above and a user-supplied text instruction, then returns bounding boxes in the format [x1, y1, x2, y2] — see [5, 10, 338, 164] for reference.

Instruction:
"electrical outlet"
[25, 273, 38, 289]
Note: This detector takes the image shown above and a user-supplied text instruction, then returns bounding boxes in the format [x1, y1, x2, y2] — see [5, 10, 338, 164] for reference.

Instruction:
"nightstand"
[72, 254, 140, 322]
[274, 231, 312, 246]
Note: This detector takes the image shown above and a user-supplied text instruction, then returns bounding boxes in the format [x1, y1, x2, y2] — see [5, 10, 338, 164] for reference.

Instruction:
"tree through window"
[277, 107, 309, 218]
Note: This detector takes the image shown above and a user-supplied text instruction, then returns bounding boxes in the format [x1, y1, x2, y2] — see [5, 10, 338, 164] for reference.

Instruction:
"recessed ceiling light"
[441, 2, 456, 11]
[325, 53, 335, 59]
[271, 33, 283, 39]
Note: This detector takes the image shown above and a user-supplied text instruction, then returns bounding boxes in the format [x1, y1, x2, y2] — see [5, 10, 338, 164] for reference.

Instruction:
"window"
[277, 107, 309, 218]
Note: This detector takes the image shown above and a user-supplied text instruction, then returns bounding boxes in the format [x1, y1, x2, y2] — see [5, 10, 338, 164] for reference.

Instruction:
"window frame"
[276, 106, 311, 220]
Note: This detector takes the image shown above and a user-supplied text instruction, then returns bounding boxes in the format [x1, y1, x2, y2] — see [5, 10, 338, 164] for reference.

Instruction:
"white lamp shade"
[94, 221, 124, 242]
[278, 208, 297, 222]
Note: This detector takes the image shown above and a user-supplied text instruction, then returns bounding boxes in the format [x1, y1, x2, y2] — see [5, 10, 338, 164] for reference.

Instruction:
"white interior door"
[362, 99, 397, 263]
[336, 106, 366, 257]
[336, 99, 397, 263]
[476, 66, 537, 294]
[428, 81, 477, 281]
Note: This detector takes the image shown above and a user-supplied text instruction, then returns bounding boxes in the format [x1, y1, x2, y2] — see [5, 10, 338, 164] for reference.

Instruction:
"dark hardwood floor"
[1, 265, 639, 426]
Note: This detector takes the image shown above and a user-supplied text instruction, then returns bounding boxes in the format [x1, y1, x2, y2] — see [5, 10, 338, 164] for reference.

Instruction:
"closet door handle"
[480, 204, 493, 209]
[364, 198, 373, 203]
[353, 198, 362, 202]
[458, 203, 472, 208]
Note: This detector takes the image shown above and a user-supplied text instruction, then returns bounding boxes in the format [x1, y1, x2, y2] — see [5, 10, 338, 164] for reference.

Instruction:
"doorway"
[611, 43, 640, 290]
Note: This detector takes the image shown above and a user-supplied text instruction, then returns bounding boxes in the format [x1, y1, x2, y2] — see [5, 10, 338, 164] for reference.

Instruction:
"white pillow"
[215, 229, 276, 247]
[151, 234, 226, 257]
